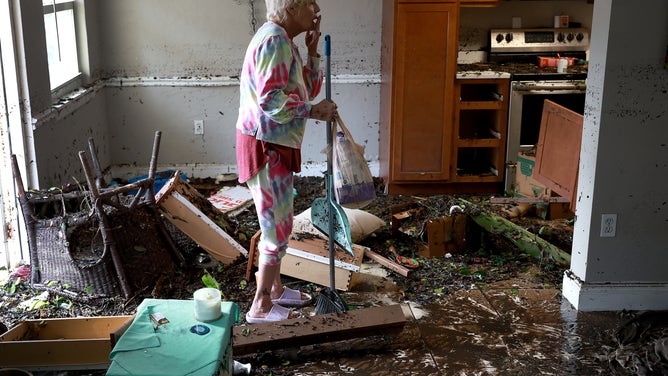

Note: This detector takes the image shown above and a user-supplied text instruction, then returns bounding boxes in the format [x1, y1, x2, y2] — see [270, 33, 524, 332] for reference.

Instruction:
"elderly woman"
[236, 0, 337, 324]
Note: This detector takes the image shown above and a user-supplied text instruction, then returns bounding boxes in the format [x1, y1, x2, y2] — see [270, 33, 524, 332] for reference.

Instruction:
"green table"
[107, 298, 238, 376]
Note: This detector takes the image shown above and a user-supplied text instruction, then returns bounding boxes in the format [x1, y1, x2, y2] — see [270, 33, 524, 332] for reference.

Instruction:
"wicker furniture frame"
[12, 131, 184, 299]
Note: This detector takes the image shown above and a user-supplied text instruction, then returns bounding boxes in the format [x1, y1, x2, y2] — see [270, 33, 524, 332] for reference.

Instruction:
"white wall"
[562, 0, 668, 311]
[32, 0, 382, 186]
[30, 1, 596, 186]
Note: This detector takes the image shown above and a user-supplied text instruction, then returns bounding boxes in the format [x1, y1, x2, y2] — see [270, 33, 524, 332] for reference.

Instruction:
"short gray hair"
[266, 0, 314, 23]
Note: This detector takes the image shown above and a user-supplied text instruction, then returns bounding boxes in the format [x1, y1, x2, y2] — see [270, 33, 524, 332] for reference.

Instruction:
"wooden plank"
[1, 339, 112, 367]
[278, 240, 364, 291]
[426, 216, 451, 257]
[156, 173, 247, 264]
[0, 316, 134, 340]
[534, 99, 583, 212]
[232, 304, 407, 355]
[0, 316, 134, 369]
[0, 322, 28, 341]
[454, 214, 467, 251]
[363, 249, 413, 278]
[159, 191, 247, 263]
[248, 231, 365, 291]
[110, 315, 135, 347]
[489, 196, 570, 204]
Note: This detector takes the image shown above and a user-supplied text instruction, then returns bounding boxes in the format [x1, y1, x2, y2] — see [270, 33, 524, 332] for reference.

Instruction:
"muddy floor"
[1, 176, 666, 375]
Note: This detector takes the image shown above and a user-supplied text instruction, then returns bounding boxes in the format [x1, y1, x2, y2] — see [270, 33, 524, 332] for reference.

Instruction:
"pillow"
[292, 207, 386, 243]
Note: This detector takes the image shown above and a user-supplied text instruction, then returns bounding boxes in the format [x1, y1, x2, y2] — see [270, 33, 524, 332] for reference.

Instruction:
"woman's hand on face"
[310, 99, 337, 122]
[306, 15, 321, 57]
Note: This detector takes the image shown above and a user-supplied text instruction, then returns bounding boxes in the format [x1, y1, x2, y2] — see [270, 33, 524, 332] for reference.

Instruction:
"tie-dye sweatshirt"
[236, 21, 323, 148]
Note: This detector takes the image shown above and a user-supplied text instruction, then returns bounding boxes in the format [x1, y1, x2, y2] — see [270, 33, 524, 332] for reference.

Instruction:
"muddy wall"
[563, 0, 668, 311]
[29, 0, 381, 186]
[28, 1, 596, 187]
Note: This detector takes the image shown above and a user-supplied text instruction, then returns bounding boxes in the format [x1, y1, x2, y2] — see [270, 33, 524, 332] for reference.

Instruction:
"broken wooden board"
[422, 214, 467, 257]
[534, 100, 583, 213]
[489, 196, 570, 204]
[490, 196, 573, 220]
[0, 315, 134, 370]
[247, 231, 364, 291]
[232, 304, 407, 355]
[390, 202, 467, 257]
[363, 248, 413, 278]
[156, 172, 247, 264]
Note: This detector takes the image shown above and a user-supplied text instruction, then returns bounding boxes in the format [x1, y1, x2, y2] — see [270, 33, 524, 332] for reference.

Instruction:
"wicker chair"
[12, 131, 184, 300]
[12, 156, 122, 298]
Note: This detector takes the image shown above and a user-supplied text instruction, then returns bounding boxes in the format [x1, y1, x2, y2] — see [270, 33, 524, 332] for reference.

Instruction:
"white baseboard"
[562, 270, 668, 311]
[108, 161, 380, 182]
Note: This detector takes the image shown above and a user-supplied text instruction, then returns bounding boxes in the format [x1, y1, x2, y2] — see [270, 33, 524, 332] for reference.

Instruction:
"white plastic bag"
[332, 116, 376, 209]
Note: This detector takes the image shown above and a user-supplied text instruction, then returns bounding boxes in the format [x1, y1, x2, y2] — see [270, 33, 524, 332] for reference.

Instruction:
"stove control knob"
[557, 33, 565, 42]
[496, 33, 504, 43]
[505, 33, 513, 43]
[576, 32, 585, 42]
[567, 33, 575, 42]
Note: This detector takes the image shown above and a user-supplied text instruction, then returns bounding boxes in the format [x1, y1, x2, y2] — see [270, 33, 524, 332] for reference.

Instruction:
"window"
[43, 0, 80, 90]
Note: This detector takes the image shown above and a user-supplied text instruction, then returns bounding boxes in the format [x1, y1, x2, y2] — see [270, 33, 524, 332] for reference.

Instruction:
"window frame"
[42, 0, 83, 96]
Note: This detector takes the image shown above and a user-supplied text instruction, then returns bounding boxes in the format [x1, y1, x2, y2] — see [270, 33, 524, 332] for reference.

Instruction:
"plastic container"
[557, 58, 568, 73]
[554, 15, 569, 28]
[193, 287, 222, 322]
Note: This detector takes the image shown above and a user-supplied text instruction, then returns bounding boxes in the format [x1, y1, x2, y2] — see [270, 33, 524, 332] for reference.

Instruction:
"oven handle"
[512, 81, 587, 92]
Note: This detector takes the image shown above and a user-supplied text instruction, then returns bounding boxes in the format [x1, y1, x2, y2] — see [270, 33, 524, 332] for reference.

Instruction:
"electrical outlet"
[194, 120, 204, 135]
[600, 213, 617, 237]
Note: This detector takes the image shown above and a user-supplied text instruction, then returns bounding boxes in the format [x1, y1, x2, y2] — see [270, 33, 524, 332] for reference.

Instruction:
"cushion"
[292, 207, 386, 243]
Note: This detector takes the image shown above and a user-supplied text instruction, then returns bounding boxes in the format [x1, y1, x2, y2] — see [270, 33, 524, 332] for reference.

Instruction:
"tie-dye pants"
[245, 150, 294, 266]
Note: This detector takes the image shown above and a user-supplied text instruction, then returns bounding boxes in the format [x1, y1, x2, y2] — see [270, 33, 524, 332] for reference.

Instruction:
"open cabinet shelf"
[454, 78, 510, 182]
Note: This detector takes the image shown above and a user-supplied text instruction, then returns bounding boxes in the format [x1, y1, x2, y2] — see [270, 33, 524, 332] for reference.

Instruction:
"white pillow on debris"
[292, 207, 386, 243]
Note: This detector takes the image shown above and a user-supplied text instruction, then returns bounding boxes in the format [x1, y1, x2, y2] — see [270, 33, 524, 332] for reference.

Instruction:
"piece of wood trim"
[245, 230, 261, 281]
[363, 249, 413, 278]
[232, 304, 407, 355]
[489, 196, 570, 204]
[286, 246, 361, 272]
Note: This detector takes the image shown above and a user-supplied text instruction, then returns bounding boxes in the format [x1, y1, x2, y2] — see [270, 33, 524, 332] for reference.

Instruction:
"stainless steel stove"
[490, 28, 590, 55]
[487, 28, 590, 192]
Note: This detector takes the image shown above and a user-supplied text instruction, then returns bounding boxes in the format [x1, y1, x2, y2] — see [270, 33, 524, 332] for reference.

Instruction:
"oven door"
[505, 79, 587, 191]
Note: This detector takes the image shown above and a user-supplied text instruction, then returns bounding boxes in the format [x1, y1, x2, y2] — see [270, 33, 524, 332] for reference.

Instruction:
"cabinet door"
[391, 2, 458, 182]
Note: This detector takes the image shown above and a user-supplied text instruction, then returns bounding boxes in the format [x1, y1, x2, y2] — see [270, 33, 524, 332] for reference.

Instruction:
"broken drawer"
[0, 315, 134, 371]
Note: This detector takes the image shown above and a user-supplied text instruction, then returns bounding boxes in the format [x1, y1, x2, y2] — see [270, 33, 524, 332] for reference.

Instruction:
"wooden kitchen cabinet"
[461, 0, 499, 7]
[379, 0, 460, 194]
[453, 78, 509, 183]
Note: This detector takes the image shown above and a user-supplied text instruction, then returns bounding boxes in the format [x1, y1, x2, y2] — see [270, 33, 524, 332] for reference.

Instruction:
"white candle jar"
[193, 287, 222, 322]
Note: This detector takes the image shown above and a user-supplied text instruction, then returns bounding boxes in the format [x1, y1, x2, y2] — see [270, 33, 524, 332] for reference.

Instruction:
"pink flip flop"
[245, 304, 295, 324]
[272, 287, 313, 308]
